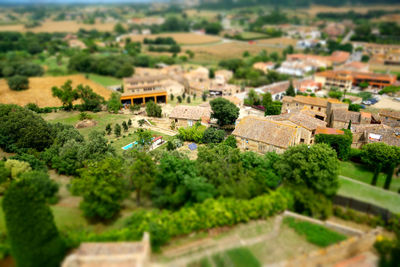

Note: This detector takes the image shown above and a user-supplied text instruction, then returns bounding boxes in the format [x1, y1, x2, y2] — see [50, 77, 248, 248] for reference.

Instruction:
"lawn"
[189, 247, 260, 267]
[338, 177, 400, 213]
[42, 111, 174, 154]
[240, 32, 270, 40]
[284, 217, 347, 247]
[339, 161, 400, 193]
[168, 95, 207, 107]
[88, 74, 122, 87]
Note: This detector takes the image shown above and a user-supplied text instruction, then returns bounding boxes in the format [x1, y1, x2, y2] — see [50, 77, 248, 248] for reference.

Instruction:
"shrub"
[224, 135, 237, 148]
[4, 159, 32, 179]
[9, 153, 47, 171]
[19, 171, 59, 203]
[289, 186, 332, 220]
[7, 75, 29, 91]
[3, 177, 66, 267]
[79, 112, 93, 121]
[315, 129, 353, 160]
[65, 188, 293, 250]
[202, 127, 225, 144]
[178, 124, 206, 143]
[146, 101, 162, 118]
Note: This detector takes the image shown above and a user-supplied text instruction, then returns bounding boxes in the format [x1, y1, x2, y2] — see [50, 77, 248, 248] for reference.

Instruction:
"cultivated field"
[256, 37, 298, 46]
[184, 9, 219, 20]
[128, 32, 222, 45]
[186, 41, 284, 63]
[0, 75, 112, 107]
[0, 19, 118, 33]
[304, 4, 400, 16]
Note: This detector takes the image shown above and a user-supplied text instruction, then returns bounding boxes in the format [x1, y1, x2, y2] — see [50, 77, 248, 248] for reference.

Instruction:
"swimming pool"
[122, 141, 138, 150]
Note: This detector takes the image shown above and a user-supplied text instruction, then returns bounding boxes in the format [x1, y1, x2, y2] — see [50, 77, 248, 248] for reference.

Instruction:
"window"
[311, 106, 314, 110]
[188, 120, 193, 127]
[300, 138, 305, 143]
[175, 119, 178, 123]
[318, 107, 321, 111]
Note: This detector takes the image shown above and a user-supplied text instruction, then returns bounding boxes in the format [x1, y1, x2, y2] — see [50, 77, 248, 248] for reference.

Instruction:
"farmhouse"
[232, 116, 303, 154]
[169, 105, 211, 128]
[121, 75, 185, 106]
[253, 62, 275, 73]
[266, 111, 328, 144]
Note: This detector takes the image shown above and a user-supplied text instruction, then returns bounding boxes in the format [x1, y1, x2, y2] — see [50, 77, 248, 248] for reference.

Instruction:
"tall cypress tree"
[3, 177, 66, 267]
[286, 80, 296, 97]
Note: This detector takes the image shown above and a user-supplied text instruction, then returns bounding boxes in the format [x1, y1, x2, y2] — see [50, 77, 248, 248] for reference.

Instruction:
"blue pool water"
[122, 141, 138, 150]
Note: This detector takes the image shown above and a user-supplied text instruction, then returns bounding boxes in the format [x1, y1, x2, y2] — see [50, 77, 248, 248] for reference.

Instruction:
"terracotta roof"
[315, 127, 344, 135]
[121, 89, 166, 97]
[329, 51, 350, 63]
[332, 109, 362, 123]
[169, 105, 211, 121]
[286, 95, 342, 107]
[316, 70, 353, 81]
[379, 109, 400, 119]
[232, 116, 299, 149]
[282, 96, 294, 103]
[266, 111, 327, 131]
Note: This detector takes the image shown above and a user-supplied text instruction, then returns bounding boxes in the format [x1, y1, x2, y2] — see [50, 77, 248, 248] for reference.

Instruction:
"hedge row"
[65, 188, 293, 250]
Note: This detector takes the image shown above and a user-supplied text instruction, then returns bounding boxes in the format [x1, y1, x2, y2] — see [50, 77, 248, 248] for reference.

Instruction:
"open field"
[256, 37, 298, 46]
[0, 75, 112, 108]
[184, 9, 219, 20]
[127, 33, 221, 45]
[0, 19, 118, 33]
[186, 42, 284, 63]
[240, 32, 270, 40]
[339, 161, 400, 193]
[304, 4, 400, 16]
[87, 74, 122, 87]
[338, 176, 400, 213]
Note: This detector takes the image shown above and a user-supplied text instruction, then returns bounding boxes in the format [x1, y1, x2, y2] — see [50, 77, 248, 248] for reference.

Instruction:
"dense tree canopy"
[3, 176, 66, 267]
[277, 144, 339, 197]
[210, 98, 239, 126]
[0, 104, 53, 152]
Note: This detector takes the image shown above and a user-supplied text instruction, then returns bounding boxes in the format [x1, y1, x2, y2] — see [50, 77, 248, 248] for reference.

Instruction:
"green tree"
[205, 22, 223, 35]
[285, 80, 296, 97]
[202, 127, 225, 144]
[114, 123, 122, 137]
[7, 75, 29, 91]
[135, 129, 153, 148]
[359, 81, 369, 89]
[3, 177, 66, 267]
[245, 89, 260, 106]
[114, 23, 127, 34]
[315, 130, 353, 160]
[128, 151, 157, 205]
[107, 92, 122, 114]
[202, 93, 207, 101]
[0, 104, 53, 152]
[71, 157, 128, 220]
[51, 80, 79, 110]
[76, 84, 104, 111]
[210, 98, 240, 126]
[122, 121, 128, 132]
[224, 135, 237, 148]
[276, 144, 339, 197]
[177, 96, 182, 103]
[186, 96, 191, 103]
[128, 119, 132, 127]
[106, 123, 112, 135]
[361, 143, 400, 188]
[153, 152, 215, 209]
[146, 100, 162, 118]
[170, 94, 174, 101]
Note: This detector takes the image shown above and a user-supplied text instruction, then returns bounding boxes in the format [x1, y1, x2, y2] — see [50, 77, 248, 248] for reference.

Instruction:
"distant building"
[336, 61, 369, 72]
[281, 95, 347, 119]
[379, 109, 400, 128]
[277, 61, 313, 77]
[253, 62, 275, 73]
[169, 105, 211, 128]
[314, 70, 397, 90]
[329, 109, 372, 129]
[351, 124, 400, 148]
[255, 80, 301, 101]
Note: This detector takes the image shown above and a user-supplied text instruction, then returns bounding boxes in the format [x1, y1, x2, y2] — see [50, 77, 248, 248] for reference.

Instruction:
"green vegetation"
[284, 217, 346, 247]
[88, 74, 122, 87]
[339, 161, 400, 193]
[191, 247, 261, 267]
[338, 177, 400, 213]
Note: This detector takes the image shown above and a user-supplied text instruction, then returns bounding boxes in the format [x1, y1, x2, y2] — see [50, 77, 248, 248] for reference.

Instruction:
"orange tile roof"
[290, 95, 342, 107]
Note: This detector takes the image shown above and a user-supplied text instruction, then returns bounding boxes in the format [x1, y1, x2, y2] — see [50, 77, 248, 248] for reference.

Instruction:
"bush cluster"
[65, 189, 293, 250]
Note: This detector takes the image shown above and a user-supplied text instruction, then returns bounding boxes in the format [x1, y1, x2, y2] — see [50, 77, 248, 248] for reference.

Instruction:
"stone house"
[329, 110, 372, 129]
[169, 105, 211, 128]
[351, 124, 400, 148]
[232, 116, 304, 154]
[379, 109, 400, 128]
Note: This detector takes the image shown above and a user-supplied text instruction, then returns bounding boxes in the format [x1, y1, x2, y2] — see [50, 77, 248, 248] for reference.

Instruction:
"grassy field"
[33, 56, 70, 76]
[339, 161, 400, 193]
[0, 75, 112, 108]
[127, 33, 221, 45]
[338, 177, 400, 213]
[303, 4, 400, 16]
[186, 42, 284, 63]
[0, 19, 118, 33]
[41, 111, 174, 153]
[240, 32, 270, 40]
[256, 37, 297, 46]
[284, 217, 347, 247]
[88, 74, 122, 87]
